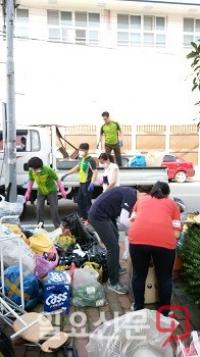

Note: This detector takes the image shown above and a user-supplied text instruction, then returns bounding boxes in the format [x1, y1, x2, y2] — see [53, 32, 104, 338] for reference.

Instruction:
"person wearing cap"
[97, 111, 123, 167]
[65, 143, 97, 221]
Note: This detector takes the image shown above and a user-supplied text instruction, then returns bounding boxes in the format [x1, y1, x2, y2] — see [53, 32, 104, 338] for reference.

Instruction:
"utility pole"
[5, 0, 17, 202]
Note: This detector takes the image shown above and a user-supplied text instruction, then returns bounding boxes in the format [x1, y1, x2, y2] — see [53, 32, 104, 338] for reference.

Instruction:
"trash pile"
[86, 309, 178, 357]
[0, 213, 108, 312]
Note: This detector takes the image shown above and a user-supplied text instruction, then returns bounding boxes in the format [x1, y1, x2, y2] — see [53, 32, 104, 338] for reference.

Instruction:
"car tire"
[175, 171, 187, 183]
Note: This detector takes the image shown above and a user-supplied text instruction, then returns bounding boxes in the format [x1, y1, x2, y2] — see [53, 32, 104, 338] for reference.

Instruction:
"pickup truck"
[0, 124, 168, 202]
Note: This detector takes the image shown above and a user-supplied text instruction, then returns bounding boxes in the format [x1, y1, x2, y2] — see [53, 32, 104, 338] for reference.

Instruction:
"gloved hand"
[24, 181, 33, 202]
[61, 190, 67, 199]
[58, 180, 67, 199]
[88, 183, 94, 192]
[24, 190, 31, 202]
[118, 140, 123, 147]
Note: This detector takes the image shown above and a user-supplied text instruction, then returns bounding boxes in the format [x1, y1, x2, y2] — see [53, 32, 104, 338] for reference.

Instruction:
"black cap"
[79, 143, 89, 150]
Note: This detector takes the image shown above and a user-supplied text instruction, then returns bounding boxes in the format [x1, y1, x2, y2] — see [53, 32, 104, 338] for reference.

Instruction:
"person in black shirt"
[89, 187, 137, 295]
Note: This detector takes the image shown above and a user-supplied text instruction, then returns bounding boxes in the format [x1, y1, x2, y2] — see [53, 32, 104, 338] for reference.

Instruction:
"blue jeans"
[77, 183, 92, 220]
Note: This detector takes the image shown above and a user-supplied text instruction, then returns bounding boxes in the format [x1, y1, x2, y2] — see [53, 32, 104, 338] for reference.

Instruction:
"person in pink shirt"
[128, 181, 181, 315]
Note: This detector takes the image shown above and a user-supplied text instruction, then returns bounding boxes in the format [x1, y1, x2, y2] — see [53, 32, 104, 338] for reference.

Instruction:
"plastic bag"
[43, 271, 71, 313]
[130, 155, 146, 168]
[0, 195, 24, 218]
[0, 225, 35, 272]
[35, 247, 59, 278]
[86, 309, 178, 357]
[146, 151, 164, 167]
[176, 331, 200, 357]
[3, 265, 40, 310]
[4, 224, 29, 244]
[29, 229, 53, 254]
[87, 244, 108, 283]
[72, 267, 106, 307]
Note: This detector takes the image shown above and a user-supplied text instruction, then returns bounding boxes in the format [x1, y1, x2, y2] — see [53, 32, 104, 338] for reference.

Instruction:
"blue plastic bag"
[130, 155, 146, 168]
[43, 271, 71, 313]
[3, 265, 40, 310]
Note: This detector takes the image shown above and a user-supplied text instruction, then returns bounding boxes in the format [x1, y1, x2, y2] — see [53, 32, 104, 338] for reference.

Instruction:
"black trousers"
[129, 244, 175, 314]
[88, 216, 119, 285]
[77, 183, 92, 220]
[105, 143, 122, 167]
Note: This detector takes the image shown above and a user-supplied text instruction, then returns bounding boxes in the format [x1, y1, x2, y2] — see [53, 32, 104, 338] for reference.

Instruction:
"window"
[16, 130, 29, 152]
[47, 10, 74, 42]
[47, 10, 100, 45]
[183, 18, 200, 47]
[163, 155, 176, 162]
[15, 8, 29, 37]
[117, 14, 166, 47]
[30, 130, 40, 152]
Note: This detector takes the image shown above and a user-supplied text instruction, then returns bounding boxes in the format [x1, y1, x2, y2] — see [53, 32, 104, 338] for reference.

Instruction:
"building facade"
[0, 0, 200, 125]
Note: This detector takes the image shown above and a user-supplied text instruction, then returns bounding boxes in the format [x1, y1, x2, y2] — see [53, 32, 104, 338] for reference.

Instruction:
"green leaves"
[187, 51, 198, 59]
[180, 224, 200, 306]
[187, 40, 200, 126]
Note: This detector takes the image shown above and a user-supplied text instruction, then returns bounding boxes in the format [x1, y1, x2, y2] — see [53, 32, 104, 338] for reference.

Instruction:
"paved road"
[21, 182, 200, 227]
[170, 182, 200, 212]
[21, 199, 77, 228]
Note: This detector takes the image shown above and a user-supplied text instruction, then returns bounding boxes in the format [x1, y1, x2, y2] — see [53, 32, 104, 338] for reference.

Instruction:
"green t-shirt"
[100, 121, 121, 145]
[79, 156, 97, 184]
[29, 166, 58, 195]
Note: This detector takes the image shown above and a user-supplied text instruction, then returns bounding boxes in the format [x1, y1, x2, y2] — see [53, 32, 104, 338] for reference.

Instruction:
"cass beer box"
[44, 271, 71, 313]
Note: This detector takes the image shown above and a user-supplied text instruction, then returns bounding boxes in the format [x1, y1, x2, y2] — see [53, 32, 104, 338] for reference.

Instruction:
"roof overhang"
[17, 0, 200, 16]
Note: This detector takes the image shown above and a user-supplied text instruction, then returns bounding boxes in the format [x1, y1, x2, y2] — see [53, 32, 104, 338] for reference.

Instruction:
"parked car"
[162, 154, 195, 183]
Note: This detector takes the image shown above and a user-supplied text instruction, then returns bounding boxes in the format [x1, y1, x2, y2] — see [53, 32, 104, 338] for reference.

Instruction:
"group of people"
[89, 182, 181, 317]
[24, 111, 181, 315]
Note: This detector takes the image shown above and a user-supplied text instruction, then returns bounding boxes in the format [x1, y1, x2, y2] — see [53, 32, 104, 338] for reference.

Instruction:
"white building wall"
[0, 2, 199, 126]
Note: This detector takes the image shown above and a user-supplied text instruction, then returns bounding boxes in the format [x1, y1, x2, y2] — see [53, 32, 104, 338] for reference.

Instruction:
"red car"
[162, 154, 195, 183]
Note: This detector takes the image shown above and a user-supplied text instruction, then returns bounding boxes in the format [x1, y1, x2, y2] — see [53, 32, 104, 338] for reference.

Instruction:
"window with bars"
[117, 14, 166, 47]
[47, 10, 100, 45]
[183, 18, 200, 47]
[15, 8, 29, 38]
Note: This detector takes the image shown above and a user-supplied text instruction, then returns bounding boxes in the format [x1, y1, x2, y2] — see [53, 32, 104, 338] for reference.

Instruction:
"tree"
[180, 224, 200, 306]
[187, 41, 200, 128]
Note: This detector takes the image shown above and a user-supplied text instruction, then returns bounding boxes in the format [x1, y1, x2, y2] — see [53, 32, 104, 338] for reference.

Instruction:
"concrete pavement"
[21, 181, 200, 227]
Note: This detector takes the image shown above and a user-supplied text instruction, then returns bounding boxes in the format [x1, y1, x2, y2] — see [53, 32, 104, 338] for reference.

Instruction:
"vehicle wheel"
[175, 171, 187, 183]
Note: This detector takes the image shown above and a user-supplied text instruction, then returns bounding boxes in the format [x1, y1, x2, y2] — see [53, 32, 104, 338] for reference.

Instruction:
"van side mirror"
[24, 163, 29, 171]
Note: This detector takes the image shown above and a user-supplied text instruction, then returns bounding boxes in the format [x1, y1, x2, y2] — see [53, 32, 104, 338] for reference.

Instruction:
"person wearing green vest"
[97, 111, 123, 167]
[24, 157, 67, 228]
[65, 143, 97, 221]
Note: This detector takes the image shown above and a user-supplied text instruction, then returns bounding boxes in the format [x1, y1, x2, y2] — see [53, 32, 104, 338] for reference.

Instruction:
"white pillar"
[131, 124, 137, 152]
[165, 124, 170, 153]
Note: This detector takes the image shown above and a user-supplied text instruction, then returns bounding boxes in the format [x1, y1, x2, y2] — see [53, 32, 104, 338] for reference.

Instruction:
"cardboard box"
[127, 257, 158, 304]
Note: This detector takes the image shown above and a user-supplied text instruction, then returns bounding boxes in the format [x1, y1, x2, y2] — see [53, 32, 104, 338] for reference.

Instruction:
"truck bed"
[60, 166, 168, 187]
